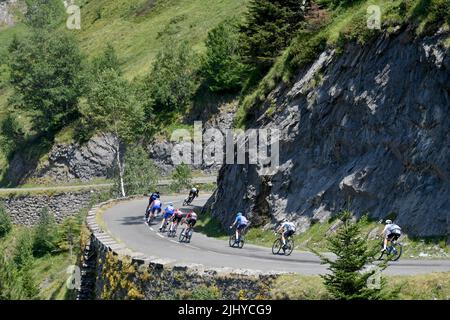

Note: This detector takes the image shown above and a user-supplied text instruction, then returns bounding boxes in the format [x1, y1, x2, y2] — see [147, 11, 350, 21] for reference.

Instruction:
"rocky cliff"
[206, 27, 450, 238]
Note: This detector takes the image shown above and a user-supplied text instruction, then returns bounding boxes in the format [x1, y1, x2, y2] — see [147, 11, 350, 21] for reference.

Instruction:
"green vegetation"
[0, 191, 111, 300]
[145, 39, 199, 114]
[32, 208, 59, 257]
[114, 145, 159, 197]
[0, 204, 12, 238]
[169, 163, 193, 193]
[270, 272, 450, 300]
[235, 0, 450, 127]
[201, 18, 248, 93]
[315, 211, 388, 300]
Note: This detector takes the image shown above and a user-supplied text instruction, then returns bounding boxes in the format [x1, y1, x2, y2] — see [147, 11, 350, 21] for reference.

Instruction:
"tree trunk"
[115, 142, 126, 198]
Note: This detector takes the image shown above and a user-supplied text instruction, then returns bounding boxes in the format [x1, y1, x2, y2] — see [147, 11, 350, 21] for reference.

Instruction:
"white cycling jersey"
[283, 222, 296, 232]
[383, 223, 401, 236]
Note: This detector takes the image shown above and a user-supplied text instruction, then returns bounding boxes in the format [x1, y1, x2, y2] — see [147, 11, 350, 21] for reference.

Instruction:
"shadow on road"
[118, 215, 145, 226]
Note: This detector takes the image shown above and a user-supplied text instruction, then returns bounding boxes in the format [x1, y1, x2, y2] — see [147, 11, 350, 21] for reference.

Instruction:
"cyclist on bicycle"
[182, 210, 197, 237]
[276, 219, 296, 250]
[189, 186, 199, 200]
[146, 198, 162, 223]
[160, 202, 175, 231]
[169, 209, 184, 233]
[229, 212, 248, 244]
[145, 191, 160, 219]
[380, 219, 402, 252]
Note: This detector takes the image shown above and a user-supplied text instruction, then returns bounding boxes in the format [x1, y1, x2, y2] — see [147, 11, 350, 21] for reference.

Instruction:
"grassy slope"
[0, 226, 76, 300]
[271, 272, 450, 299]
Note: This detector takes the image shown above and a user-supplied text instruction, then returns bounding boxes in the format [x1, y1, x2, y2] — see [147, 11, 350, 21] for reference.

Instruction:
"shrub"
[32, 208, 59, 257]
[115, 145, 159, 196]
[315, 210, 390, 300]
[169, 163, 192, 193]
[0, 204, 12, 238]
[201, 19, 248, 92]
[147, 39, 199, 113]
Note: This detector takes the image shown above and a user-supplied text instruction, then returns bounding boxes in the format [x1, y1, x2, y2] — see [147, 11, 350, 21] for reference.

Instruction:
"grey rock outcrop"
[33, 133, 118, 183]
[0, 0, 24, 27]
[206, 28, 450, 238]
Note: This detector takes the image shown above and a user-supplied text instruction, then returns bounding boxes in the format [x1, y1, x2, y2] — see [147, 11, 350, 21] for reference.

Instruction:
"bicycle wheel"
[284, 239, 294, 256]
[272, 239, 282, 255]
[238, 236, 245, 249]
[179, 228, 186, 242]
[391, 243, 403, 261]
[229, 235, 236, 247]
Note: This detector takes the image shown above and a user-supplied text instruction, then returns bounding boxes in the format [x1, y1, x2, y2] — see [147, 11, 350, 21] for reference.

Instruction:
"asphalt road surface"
[102, 194, 450, 275]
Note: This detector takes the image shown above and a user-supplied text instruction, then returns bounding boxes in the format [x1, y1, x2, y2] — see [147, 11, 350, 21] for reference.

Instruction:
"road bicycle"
[229, 227, 247, 249]
[183, 195, 195, 206]
[179, 226, 193, 243]
[167, 222, 179, 238]
[272, 234, 294, 256]
[378, 236, 403, 261]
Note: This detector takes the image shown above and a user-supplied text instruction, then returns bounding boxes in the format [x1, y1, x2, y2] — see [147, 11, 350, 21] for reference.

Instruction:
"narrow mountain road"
[101, 194, 450, 276]
[0, 176, 217, 193]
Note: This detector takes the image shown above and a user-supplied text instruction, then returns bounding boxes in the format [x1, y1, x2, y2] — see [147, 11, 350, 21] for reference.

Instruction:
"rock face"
[148, 100, 238, 175]
[206, 27, 450, 238]
[0, 0, 23, 27]
[32, 133, 119, 183]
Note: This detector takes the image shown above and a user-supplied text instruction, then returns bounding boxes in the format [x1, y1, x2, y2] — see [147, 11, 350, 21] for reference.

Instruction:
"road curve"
[101, 194, 450, 276]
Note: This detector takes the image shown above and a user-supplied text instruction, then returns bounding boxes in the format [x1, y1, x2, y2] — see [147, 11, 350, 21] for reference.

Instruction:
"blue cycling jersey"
[234, 216, 248, 226]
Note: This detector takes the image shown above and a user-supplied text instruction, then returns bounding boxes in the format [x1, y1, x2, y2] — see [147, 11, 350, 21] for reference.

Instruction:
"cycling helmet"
[385, 219, 392, 224]
[237, 212, 242, 217]
[168, 202, 173, 206]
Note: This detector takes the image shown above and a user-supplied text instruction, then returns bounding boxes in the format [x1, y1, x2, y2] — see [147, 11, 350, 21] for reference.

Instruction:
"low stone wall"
[83, 198, 286, 300]
[1, 190, 105, 226]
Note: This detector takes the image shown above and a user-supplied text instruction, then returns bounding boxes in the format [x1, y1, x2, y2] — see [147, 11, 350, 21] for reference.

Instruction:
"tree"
[315, 211, 388, 300]
[0, 249, 23, 300]
[201, 19, 248, 92]
[80, 69, 144, 197]
[115, 145, 159, 196]
[24, 0, 65, 29]
[147, 39, 198, 112]
[32, 208, 59, 257]
[8, 30, 85, 133]
[91, 43, 121, 76]
[240, 0, 308, 70]
[0, 204, 12, 238]
[13, 232, 39, 299]
[0, 113, 25, 156]
[170, 163, 192, 193]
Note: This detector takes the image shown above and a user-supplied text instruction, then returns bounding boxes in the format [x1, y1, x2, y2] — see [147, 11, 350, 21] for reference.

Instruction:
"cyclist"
[276, 219, 296, 250]
[145, 191, 160, 220]
[182, 210, 198, 237]
[380, 219, 402, 252]
[188, 186, 199, 201]
[160, 202, 175, 231]
[229, 212, 248, 244]
[169, 208, 184, 233]
[146, 198, 162, 223]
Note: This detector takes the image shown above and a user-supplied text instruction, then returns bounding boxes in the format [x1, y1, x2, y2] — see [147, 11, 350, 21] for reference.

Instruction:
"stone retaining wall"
[83, 198, 286, 300]
[1, 190, 104, 226]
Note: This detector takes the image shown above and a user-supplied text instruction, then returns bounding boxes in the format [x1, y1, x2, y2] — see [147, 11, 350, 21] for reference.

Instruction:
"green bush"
[240, 0, 307, 70]
[201, 19, 248, 93]
[8, 30, 85, 134]
[0, 204, 12, 238]
[116, 145, 159, 196]
[32, 208, 59, 257]
[13, 232, 34, 271]
[169, 163, 192, 193]
[147, 39, 199, 113]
